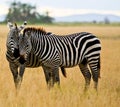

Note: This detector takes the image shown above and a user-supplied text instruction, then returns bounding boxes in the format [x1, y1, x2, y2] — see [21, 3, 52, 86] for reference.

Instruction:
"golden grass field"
[0, 25, 120, 107]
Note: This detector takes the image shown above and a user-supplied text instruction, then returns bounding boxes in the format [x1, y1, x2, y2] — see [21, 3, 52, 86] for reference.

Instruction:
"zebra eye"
[11, 37, 13, 39]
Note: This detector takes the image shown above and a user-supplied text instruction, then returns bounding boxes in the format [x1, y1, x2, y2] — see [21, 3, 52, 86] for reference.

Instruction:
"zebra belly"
[26, 62, 41, 67]
[61, 64, 78, 68]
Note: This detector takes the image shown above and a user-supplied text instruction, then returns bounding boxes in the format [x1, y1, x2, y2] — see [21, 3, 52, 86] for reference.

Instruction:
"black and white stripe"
[19, 27, 101, 90]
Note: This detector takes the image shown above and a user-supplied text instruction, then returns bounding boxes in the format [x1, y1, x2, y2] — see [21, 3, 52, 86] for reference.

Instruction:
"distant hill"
[1, 13, 120, 23]
[55, 13, 120, 22]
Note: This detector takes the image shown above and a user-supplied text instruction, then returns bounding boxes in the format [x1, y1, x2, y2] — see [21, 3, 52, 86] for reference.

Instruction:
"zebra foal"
[18, 27, 101, 91]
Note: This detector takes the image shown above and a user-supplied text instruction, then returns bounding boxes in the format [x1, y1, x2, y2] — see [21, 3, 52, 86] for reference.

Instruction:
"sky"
[0, 0, 120, 18]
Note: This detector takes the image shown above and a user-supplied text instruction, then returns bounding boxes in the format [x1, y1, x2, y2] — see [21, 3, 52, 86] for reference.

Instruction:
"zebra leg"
[9, 63, 20, 89]
[53, 67, 60, 85]
[48, 71, 55, 88]
[17, 64, 26, 89]
[42, 66, 50, 85]
[42, 66, 60, 89]
[42, 66, 54, 89]
[47, 67, 60, 89]
[79, 62, 91, 91]
[89, 57, 101, 91]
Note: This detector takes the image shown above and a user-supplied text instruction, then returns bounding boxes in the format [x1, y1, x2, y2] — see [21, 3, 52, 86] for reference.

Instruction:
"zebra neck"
[31, 35, 43, 58]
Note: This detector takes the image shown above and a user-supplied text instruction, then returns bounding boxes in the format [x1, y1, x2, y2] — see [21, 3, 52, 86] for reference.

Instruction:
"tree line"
[4, 1, 54, 23]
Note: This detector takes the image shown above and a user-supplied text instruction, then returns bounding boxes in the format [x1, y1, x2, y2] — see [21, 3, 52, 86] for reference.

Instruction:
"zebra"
[6, 21, 28, 89]
[6, 21, 66, 90]
[19, 27, 101, 90]
[18, 27, 101, 91]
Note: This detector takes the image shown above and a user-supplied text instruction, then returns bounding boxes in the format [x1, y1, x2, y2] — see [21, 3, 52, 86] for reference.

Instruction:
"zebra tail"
[60, 67, 67, 78]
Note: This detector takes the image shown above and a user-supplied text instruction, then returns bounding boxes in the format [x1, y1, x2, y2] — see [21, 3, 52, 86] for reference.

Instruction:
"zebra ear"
[14, 23, 18, 29]
[7, 21, 14, 29]
[18, 21, 27, 31]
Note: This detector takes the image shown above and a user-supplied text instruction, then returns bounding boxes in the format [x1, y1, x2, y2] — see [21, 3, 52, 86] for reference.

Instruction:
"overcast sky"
[0, 0, 120, 17]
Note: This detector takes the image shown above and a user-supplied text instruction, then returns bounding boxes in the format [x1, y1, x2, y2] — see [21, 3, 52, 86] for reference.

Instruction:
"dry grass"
[0, 25, 120, 107]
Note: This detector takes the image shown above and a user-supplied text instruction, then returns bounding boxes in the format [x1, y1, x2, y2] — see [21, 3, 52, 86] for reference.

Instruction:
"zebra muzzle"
[20, 53, 27, 60]
[19, 55, 27, 64]
[19, 50, 27, 64]
[20, 50, 27, 58]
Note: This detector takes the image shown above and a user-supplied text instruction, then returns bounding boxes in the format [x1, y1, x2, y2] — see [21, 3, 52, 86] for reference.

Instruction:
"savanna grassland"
[0, 25, 120, 107]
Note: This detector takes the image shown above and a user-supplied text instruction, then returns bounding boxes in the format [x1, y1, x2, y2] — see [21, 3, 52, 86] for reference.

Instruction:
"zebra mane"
[23, 27, 47, 35]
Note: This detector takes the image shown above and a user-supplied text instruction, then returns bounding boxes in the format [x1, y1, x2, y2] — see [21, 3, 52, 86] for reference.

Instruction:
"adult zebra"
[6, 21, 66, 90]
[6, 21, 27, 89]
[18, 27, 101, 91]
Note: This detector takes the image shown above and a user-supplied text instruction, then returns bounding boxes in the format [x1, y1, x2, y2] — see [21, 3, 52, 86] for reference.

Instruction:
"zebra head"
[18, 30, 32, 61]
[7, 21, 27, 57]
